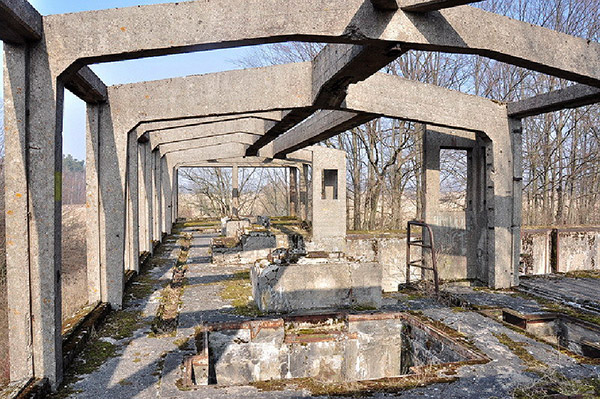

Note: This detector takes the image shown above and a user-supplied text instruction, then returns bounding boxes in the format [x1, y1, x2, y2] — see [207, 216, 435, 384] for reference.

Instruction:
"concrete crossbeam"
[507, 84, 600, 118]
[246, 43, 404, 155]
[0, 0, 42, 43]
[166, 143, 250, 166]
[399, 0, 484, 13]
[271, 110, 377, 158]
[370, 0, 399, 11]
[158, 133, 258, 156]
[148, 118, 267, 149]
[43, 1, 600, 87]
[65, 67, 108, 104]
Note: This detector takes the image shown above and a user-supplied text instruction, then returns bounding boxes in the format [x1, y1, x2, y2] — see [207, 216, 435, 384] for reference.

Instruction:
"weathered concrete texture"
[222, 219, 251, 238]
[251, 259, 382, 312]
[520, 228, 553, 275]
[346, 235, 423, 292]
[206, 316, 415, 385]
[519, 276, 600, 315]
[556, 229, 600, 273]
[309, 146, 347, 253]
[42, 0, 600, 87]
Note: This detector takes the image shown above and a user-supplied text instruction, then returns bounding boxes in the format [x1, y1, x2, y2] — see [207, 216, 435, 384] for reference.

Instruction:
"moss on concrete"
[513, 372, 600, 399]
[493, 332, 547, 373]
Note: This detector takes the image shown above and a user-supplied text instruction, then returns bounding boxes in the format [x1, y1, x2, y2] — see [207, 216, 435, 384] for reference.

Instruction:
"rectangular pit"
[186, 312, 487, 387]
[502, 309, 600, 358]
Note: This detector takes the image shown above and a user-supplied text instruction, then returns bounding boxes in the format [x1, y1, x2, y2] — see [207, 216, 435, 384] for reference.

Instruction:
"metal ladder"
[406, 220, 439, 295]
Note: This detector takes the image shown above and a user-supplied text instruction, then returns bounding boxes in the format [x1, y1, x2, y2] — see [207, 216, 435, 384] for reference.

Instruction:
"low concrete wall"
[251, 259, 382, 312]
[346, 235, 421, 292]
[520, 227, 600, 275]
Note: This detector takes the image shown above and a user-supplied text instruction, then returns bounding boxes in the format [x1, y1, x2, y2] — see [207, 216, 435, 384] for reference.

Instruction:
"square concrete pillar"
[232, 164, 240, 218]
[310, 147, 347, 252]
[299, 164, 309, 221]
[98, 102, 125, 308]
[161, 156, 173, 235]
[125, 130, 140, 272]
[4, 41, 63, 386]
[152, 149, 162, 242]
[139, 142, 154, 253]
[289, 167, 298, 217]
[173, 167, 179, 223]
[86, 104, 102, 302]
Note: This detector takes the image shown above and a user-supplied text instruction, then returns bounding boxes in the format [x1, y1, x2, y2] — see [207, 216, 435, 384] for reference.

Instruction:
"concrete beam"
[399, 0, 484, 13]
[148, 118, 267, 149]
[177, 158, 306, 168]
[166, 143, 250, 165]
[109, 62, 312, 134]
[371, 0, 399, 11]
[44, 1, 600, 87]
[271, 110, 377, 158]
[246, 43, 404, 155]
[0, 0, 42, 43]
[158, 132, 258, 156]
[137, 111, 283, 140]
[65, 67, 108, 104]
[507, 84, 600, 118]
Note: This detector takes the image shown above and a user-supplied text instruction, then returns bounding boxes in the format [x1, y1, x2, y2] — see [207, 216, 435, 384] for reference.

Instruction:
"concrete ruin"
[1, 0, 599, 391]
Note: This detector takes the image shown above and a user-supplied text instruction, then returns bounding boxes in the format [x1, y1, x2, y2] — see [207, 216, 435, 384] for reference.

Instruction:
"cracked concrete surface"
[58, 229, 600, 398]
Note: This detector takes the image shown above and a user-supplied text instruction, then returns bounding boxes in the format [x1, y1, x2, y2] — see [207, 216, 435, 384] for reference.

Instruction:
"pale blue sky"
[1, 0, 253, 160]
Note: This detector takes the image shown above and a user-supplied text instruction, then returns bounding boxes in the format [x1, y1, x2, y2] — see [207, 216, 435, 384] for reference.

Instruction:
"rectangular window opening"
[322, 169, 338, 200]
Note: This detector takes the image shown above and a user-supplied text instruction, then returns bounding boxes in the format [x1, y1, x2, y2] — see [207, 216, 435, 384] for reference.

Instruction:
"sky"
[0, 0, 253, 160]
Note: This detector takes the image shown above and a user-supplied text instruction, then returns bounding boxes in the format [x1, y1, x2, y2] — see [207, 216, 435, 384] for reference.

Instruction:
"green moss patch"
[493, 332, 547, 373]
[513, 372, 600, 399]
[219, 270, 263, 317]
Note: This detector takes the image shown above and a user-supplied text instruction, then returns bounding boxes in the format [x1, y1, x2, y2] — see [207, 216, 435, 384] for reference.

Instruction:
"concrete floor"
[55, 228, 600, 398]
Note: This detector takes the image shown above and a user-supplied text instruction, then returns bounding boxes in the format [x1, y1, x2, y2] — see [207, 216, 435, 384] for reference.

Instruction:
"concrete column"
[4, 41, 63, 385]
[98, 102, 125, 308]
[144, 143, 154, 253]
[152, 149, 162, 241]
[173, 167, 179, 222]
[86, 104, 102, 302]
[232, 164, 240, 218]
[138, 144, 149, 253]
[310, 147, 347, 252]
[161, 156, 173, 234]
[511, 118, 524, 287]
[299, 164, 309, 221]
[125, 131, 140, 272]
[289, 167, 298, 217]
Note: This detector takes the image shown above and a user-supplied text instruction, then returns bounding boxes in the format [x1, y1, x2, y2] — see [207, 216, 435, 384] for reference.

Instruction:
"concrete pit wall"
[196, 313, 476, 386]
[521, 227, 600, 275]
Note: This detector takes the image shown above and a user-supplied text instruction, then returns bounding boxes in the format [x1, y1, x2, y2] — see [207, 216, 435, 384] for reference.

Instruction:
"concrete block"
[222, 219, 251, 238]
[251, 260, 382, 312]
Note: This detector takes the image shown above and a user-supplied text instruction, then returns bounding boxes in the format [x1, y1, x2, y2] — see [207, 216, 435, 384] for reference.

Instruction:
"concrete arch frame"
[2, 0, 600, 388]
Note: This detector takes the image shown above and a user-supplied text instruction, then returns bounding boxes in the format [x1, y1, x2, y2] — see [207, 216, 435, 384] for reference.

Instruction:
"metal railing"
[406, 220, 439, 295]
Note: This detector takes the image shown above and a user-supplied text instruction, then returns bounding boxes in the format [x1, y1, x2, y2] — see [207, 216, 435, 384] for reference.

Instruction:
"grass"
[219, 270, 263, 317]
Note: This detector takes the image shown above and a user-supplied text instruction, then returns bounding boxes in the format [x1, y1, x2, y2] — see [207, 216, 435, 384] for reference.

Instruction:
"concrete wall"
[520, 227, 600, 275]
[346, 234, 422, 292]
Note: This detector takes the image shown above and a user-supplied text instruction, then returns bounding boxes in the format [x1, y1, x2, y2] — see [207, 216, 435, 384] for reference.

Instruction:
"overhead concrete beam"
[109, 62, 312, 134]
[271, 110, 377, 158]
[399, 0, 484, 13]
[44, 1, 600, 87]
[139, 111, 282, 139]
[177, 157, 305, 168]
[507, 84, 600, 118]
[166, 142, 250, 165]
[66, 67, 108, 104]
[148, 118, 267, 149]
[371, 0, 398, 11]
[0, 0, 42, 43]
[245, 43, 404, 155]
[344, 72, 506, 133]
[158, 132, 258, 156]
